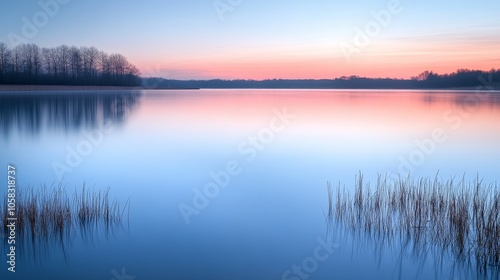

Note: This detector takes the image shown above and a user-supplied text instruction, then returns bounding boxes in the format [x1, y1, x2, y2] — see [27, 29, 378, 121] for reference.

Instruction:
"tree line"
[0, 42, 141, 86]
[143, 68, 499, 89]
[412, 69, 500, 89]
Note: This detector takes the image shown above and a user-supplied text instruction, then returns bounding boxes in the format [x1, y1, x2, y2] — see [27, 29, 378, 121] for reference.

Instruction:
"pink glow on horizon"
[131, 37, 500, 80]
[134, 60, 498, 80]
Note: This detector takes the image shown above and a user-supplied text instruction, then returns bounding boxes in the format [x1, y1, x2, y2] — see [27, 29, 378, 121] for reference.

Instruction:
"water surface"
[1, 89, 499, 279]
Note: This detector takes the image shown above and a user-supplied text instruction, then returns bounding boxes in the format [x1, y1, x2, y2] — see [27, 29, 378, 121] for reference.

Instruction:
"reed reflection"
[328, 174, 499, 280]
[1, 184, 129, 264]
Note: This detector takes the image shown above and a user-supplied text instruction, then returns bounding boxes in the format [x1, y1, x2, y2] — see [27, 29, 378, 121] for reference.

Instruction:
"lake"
[1, 89, 499, 279]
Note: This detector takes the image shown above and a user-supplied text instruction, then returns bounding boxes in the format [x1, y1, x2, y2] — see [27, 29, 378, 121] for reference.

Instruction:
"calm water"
[1, 89, 499, 279]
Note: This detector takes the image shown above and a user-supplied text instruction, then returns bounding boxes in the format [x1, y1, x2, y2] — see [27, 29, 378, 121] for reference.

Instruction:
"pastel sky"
[1, 0, 500, 79]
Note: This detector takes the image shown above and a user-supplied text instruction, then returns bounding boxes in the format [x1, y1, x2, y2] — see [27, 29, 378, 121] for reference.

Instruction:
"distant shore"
[0, 85, 200, 92]
[0, 84, 498, 92]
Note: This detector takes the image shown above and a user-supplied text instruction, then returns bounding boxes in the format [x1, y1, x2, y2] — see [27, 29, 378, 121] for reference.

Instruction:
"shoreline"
[0, 85, 200, 92]
[0, 84, 498, 92]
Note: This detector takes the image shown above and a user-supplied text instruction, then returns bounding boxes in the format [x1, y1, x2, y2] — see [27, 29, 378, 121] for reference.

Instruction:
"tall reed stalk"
[1, 183, 129, 240]
[332, 174, 499, 274]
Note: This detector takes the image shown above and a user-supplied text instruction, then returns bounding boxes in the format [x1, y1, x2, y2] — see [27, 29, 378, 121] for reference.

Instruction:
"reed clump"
[1, 183, 128, 240]
[332, 174, 500, 273]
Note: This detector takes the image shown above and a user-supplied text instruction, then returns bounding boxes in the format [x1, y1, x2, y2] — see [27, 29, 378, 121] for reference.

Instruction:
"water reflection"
[329, 175, 500, 280]
[1, 184, 128, 265]
[0, 89, 499, 279]
[330, 226, 498, 280]
[0, 91, 141, 137]
[414, 90, 500, 113]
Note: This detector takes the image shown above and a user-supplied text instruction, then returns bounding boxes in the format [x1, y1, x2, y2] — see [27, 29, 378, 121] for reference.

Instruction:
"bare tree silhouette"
[0, 42, 141, 86]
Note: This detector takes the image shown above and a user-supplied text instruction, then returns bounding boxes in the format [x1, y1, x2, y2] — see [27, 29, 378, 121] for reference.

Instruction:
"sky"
[1, 0, 500, 80]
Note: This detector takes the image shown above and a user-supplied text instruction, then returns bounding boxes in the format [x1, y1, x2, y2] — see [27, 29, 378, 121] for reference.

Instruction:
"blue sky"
[1, 0, 500, 79]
